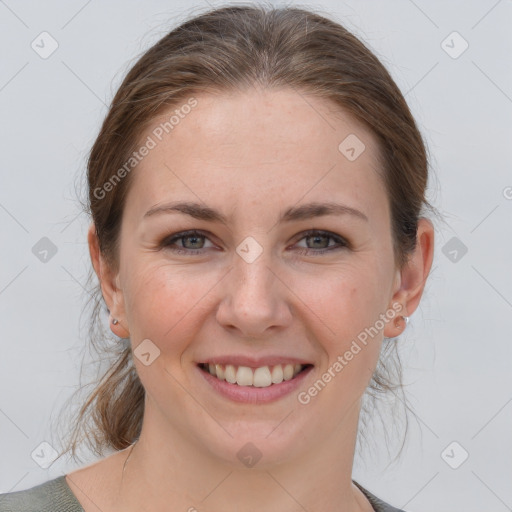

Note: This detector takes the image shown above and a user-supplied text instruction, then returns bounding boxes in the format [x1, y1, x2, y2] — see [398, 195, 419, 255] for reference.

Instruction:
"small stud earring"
[112, 318, 119, 325]
[394, 315, 409, 329]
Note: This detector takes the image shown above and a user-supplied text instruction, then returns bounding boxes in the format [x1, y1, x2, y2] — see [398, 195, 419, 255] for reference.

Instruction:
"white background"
[0, 1, 511, 511]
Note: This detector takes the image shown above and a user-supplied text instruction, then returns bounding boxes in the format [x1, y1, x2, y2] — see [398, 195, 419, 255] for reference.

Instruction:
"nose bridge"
[231, 242, 276, 308]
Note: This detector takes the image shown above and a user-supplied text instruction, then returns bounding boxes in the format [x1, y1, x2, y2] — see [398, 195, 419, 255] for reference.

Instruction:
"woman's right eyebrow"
[142, 200, 368, 224]
[143, 201, 227, 222]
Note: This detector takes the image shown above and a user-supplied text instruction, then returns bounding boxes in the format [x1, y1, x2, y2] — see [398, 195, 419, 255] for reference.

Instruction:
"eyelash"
[160, 229, 349, 256]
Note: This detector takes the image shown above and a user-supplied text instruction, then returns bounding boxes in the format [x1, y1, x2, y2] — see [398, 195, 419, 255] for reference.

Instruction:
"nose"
[215, 248, 293, 339]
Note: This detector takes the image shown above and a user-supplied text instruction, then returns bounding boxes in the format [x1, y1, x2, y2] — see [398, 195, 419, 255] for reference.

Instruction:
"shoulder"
[0, 476, 84, 512]
[353, 480, 407, 512]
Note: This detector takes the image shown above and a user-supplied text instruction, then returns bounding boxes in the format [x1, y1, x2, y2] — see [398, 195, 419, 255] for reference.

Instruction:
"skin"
[67, 87, 434, 512]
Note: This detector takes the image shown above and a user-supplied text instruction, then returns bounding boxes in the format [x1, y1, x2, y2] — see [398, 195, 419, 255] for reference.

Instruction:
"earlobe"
[109, 313, 130, 339]
[383, 303, 409, 338]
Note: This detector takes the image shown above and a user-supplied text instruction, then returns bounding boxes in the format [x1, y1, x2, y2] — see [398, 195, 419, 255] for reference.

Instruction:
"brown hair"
[55, 3, 438, 466]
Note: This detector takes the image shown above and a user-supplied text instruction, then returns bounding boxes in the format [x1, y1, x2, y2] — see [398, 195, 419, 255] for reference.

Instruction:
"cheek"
[293, 267, 386, 343]
[293, 267, 386, 393]
[122, 262, 218, 352]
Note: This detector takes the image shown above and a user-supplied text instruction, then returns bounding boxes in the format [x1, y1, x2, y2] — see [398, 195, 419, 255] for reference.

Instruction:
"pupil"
[308, 234, 327, 248]
[185, 235, 203, 249]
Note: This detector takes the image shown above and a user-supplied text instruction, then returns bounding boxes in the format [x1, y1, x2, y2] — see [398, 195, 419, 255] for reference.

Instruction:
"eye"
[161, 230, 215, 255]
[160, 229, 348, 256]
[293, 229, 349, 255]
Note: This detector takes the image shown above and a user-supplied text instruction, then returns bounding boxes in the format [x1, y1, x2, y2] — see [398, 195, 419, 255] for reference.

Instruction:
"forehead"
[124, 87, 388, 226]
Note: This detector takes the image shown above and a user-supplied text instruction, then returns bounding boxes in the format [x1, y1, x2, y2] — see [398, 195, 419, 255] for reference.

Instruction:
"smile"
[196, 361, 314, 404]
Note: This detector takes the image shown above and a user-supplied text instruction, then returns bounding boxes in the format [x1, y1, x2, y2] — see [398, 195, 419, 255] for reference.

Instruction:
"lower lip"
[196, 364, 314, 404]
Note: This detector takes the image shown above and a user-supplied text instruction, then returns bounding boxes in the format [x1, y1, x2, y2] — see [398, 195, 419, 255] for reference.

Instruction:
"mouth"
[197, 362, 313, 388]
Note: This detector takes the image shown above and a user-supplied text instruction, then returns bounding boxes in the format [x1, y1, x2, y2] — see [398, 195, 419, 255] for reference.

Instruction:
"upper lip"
[198, 355, 314, 368]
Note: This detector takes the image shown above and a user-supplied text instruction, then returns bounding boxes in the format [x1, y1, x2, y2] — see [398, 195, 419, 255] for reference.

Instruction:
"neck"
[115, 398, 370, 512]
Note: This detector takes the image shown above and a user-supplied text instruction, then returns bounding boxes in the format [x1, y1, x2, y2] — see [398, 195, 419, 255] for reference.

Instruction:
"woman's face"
[105, 87, 411, 467]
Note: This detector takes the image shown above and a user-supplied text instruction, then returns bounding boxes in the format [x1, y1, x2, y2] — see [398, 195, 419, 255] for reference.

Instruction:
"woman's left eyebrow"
[142, 200, 368, 223]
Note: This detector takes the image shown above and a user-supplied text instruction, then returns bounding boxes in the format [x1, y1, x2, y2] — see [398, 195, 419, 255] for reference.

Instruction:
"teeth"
[253, 366, 272, 387]
[236, 366, 253, 386]
[283, 364, 294, 381]
[224, 364, 237, 384]
[271, 364, 283, 384]
[203, 363, 306, 387]
[215, 364, 225, 380]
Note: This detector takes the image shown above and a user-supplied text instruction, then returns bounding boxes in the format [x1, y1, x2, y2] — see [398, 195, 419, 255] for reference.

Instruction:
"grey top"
[0, 475, 406, 511]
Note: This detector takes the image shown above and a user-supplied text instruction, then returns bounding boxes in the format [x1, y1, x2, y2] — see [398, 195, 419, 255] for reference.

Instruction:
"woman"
[0, 4, 435, 511]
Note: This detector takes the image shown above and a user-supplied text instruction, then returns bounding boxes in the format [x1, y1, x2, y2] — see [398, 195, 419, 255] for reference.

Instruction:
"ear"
[87, 222, 130, 338]
[383, 217, 435, 338]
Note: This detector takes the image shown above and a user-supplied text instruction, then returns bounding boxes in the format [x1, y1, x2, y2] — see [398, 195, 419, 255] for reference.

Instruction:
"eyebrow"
[143, 200, 368, 223]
